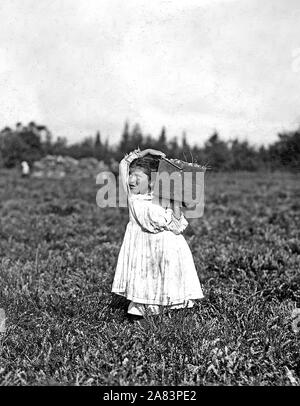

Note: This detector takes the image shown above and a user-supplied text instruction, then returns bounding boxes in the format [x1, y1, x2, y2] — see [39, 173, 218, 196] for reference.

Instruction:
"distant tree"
[181, 131, 188, 149]
[42, 128, 53, 155]
[0, 126, 13, 136]
[1, 118, 300, 172]
[230, 139, 257, 171]
[190, 144, 206, 165]
[76, 137, 94, 158]
[203, 131, 230, 171]
[156, 126, 168, 153]
[52, 136, 68, 156]
[269, 129, 300, 171]
[94, 131, 103, 160]
[257, 145, 271, 171]
[102, 138, 110, 164]
[143, 134, 156, 150]
[95, 131, 101, 147]
[0, 122, 45, 166]
[119, 121, 130, 156]
[168, 136, 180, 158]
[0, 131, 29, 167]
[15, 122, 24, 133]
[18, 122, 43, 163]
[131, 123, 143, 149]
[180, 131, 191, 160]
[66, 133, 111, 161]
[66, 143, 82, 159]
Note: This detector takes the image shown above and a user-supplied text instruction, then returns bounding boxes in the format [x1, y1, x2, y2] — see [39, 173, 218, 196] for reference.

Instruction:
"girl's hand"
[159, 197, 171, 209]
[171, 200, 182, 220]
[139, 149, 166, 158]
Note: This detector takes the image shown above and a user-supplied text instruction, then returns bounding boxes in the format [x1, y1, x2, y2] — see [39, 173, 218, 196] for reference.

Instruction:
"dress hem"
[111, 290, 204, 305]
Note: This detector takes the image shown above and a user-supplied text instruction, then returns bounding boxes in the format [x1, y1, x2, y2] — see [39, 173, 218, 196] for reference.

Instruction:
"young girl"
[111, 148, 204, 317]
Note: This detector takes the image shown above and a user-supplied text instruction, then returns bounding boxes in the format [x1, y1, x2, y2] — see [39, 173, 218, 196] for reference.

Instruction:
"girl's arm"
[130, 199, 188, 235]
[119, 148, 165, 195]
[119, 148, 141, 195]
[139, 148, 166, 159]
[153, 200, 187, 234]
[170, 200, 182, 220]
[164, 207, 188, 235]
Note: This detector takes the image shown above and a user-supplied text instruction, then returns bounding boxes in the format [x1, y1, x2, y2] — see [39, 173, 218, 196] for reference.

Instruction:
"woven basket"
[152, 157, 206, 206]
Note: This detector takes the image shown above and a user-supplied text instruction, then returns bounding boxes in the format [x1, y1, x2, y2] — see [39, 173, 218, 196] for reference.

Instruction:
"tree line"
[0, 121, 299, 171]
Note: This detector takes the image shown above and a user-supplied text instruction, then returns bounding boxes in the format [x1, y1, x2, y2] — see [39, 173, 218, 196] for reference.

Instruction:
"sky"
[1, 0, 300, 147]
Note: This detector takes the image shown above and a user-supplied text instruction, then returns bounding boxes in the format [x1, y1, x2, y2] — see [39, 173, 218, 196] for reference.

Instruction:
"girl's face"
[129, 168, 151, 194]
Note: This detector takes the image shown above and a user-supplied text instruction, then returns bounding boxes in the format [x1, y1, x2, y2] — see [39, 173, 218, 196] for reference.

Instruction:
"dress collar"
[129, 191, 153, 200]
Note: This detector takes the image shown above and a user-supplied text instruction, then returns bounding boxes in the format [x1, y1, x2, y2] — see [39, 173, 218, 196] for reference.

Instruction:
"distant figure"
[21, 161, 30, 177]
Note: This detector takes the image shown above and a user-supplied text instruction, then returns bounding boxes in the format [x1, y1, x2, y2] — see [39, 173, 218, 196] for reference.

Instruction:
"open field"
[0, 169, 299, 385]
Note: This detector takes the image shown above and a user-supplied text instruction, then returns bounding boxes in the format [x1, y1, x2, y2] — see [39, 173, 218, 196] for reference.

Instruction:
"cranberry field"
[0, 169, 299, 385]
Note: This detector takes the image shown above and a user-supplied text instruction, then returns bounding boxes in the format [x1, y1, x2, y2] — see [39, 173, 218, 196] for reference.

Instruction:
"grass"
[0, 169, 299, 385]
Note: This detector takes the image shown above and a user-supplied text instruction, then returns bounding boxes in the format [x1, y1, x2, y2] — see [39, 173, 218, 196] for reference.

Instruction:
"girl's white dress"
[111, 149, 204, 315]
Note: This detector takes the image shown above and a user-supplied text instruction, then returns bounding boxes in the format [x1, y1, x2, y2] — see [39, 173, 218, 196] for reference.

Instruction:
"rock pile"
[32, 155, 110, 179]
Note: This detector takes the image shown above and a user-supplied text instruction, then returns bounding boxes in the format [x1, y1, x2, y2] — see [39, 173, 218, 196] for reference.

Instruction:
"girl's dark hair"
[129, 155, 161, 180]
